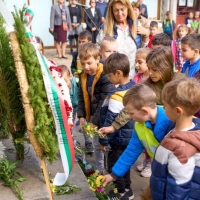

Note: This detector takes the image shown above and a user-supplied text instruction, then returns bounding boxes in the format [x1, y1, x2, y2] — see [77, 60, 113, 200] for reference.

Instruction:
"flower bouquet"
[82, 122, 106, 139]
[87, 170, 117, 200]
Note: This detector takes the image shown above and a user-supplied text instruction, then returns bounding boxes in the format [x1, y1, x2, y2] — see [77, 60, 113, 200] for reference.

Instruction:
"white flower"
[0, 141, 6, 160]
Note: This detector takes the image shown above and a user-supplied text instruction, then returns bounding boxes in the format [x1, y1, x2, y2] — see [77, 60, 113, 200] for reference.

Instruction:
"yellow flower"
[85, 125, 91, 132]
[114, 188, 118, 194]
[77, 69, 82, 74]
[96, 175, 104, 187]
[89, 186, 96, 192]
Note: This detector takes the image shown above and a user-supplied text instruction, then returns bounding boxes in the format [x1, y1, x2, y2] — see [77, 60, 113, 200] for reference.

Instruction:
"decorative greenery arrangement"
[50, 179, 81, 195]
[0, 15, 27, 160]
[0, 157, 26, 200]
[12, 6, 59, 163]
[82, 122, 107, 139]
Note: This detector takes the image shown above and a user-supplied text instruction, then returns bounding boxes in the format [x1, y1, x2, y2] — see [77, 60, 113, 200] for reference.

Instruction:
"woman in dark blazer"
[85, 0, 102, 43]
[68, 0, 82, 54]
[50, 0, 72, 58]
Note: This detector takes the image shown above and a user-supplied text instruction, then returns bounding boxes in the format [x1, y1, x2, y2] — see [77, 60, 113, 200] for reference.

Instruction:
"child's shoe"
[136, 158, 147, 172]
[107, 191, 129, 200]
[126, 188, 134, 200]
[140, 162, 152, 178]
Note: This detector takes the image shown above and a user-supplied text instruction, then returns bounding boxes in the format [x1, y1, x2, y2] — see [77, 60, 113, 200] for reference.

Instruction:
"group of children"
[36, 24, 200, 199]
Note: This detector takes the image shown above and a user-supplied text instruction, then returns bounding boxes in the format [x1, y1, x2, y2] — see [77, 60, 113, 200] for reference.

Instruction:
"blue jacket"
[181, 58, 200, 77]
[150, 118, 200, 200]
[99, 80, 135, 147]
[111, 106, 171, 178]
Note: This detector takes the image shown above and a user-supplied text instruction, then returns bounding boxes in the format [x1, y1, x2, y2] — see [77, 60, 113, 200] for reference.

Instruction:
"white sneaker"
[136, 163, 145, 172]
[140, 162, 152, 178]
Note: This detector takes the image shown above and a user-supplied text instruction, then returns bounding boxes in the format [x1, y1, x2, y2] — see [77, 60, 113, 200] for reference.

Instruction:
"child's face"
[107, 72, 120, 85]
[178, 27, 187, 39]
[80, 56, 99, 75]
[189, 12, 194, 19]
[63, 72, 72, 90]
[100, 42, 118, 60]
[135, 54, 148, 74]
[181, 43, 196, 61]
[147, 62, 162, 82]
[78, 38, 90, 45]
[167, 13, 172, 19]
[194, 13, 200, 19]
[149, 26, 158, 36]
[125, 103, 147, 123]
[163, 101, 177, 122]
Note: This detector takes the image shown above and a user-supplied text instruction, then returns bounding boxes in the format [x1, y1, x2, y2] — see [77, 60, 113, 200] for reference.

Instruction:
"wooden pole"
[8, 31, 53, 200]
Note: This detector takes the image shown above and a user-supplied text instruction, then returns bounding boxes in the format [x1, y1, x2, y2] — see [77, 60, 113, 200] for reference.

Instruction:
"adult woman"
[85, 0, 102, 44]
[50, 0, 72, 58]
[131, 1, 149, 48]
[96, 0, 137, 79]
[68, 0, 82, 54]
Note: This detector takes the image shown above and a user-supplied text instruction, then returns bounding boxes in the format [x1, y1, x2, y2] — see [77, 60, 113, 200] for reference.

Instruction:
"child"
[185, 11, 194, 25]
[35, 36, 44, 55]
[181, 33, 200, 78]
[190, 11, 200, 33]
[71, 30, 92, 74]
[101, 83, 172, 197]
[133, 48, 151, 83]
[147, 21, 158, 49]
[173, 24, 191, 72]
[150, 78, 200, 199]
[77, 42, 115, 172]
[58, 65, 78, 123]
[99, 36, 118, 62]
[162, 11, 175, 40]
[151, 33, 172, 48]
[99, 53, 135, 200]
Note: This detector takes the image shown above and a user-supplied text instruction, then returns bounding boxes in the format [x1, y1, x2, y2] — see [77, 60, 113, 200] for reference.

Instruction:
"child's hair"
[35, 36, 44, 54]
[150, 21, 158, 28]
[78, 30, 92, 42]
[162, 78, 200, 116]
[176, 24, 192, 38]
[58, 65, 71, 77]
[104, 53, 129, 77]
[152, 33, 171, 47]
[100, 36, 117, 50]
[136, 48, 151, 60]
[181, 33, 200, 52]
[123, 84, 157, 110]
[166, 11, 172, 16]
[146, 46, 174, 85]
[131, 1, 140, 9]
[78, 43, 99, 60]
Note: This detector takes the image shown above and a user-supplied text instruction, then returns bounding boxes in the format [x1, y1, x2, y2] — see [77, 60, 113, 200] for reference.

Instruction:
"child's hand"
[100, 145, 106, 152]
[98, 126, 115, 135]
[102, 174, 115, 187]
[79, 117, 85, 128]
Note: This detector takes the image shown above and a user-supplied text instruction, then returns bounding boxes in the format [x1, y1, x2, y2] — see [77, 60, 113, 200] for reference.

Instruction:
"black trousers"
[108, 146, 131, 193]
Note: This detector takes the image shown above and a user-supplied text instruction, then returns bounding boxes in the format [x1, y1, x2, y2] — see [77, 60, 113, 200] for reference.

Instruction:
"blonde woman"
[96, 0, 137, 79]
[50, 0, 72, 58]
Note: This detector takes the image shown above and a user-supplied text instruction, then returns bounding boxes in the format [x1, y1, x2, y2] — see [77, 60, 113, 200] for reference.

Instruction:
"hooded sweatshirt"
[150, 118, 200, 200]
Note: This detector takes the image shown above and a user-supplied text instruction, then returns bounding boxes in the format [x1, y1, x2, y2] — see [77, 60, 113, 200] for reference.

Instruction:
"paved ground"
[43, 48, 150, 199]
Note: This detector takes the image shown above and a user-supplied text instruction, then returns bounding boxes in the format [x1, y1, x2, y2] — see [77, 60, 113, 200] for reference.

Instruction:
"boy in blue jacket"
[150, 78, 200, 200]
[99, 53, 135, 200]
[101, 83, 171, 198]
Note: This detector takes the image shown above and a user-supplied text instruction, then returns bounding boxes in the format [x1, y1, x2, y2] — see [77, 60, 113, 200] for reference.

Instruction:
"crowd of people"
[47, 0, 200, 199]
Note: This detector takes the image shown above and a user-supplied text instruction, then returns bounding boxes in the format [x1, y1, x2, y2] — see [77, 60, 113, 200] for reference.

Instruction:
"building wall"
[4, 0, 56, 47]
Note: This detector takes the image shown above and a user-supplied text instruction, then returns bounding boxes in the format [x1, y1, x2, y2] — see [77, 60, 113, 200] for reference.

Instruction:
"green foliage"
[12, 6, 58, 163]
[0, 16, 26, 160]
[0, 157, 26, 200]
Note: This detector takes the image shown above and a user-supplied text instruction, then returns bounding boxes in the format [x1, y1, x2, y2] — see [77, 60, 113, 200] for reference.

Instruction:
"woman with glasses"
[85, 0, 102, 43]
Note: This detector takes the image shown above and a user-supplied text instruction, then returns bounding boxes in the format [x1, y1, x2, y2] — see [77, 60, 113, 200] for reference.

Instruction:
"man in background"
[137, 0, 148, 18]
